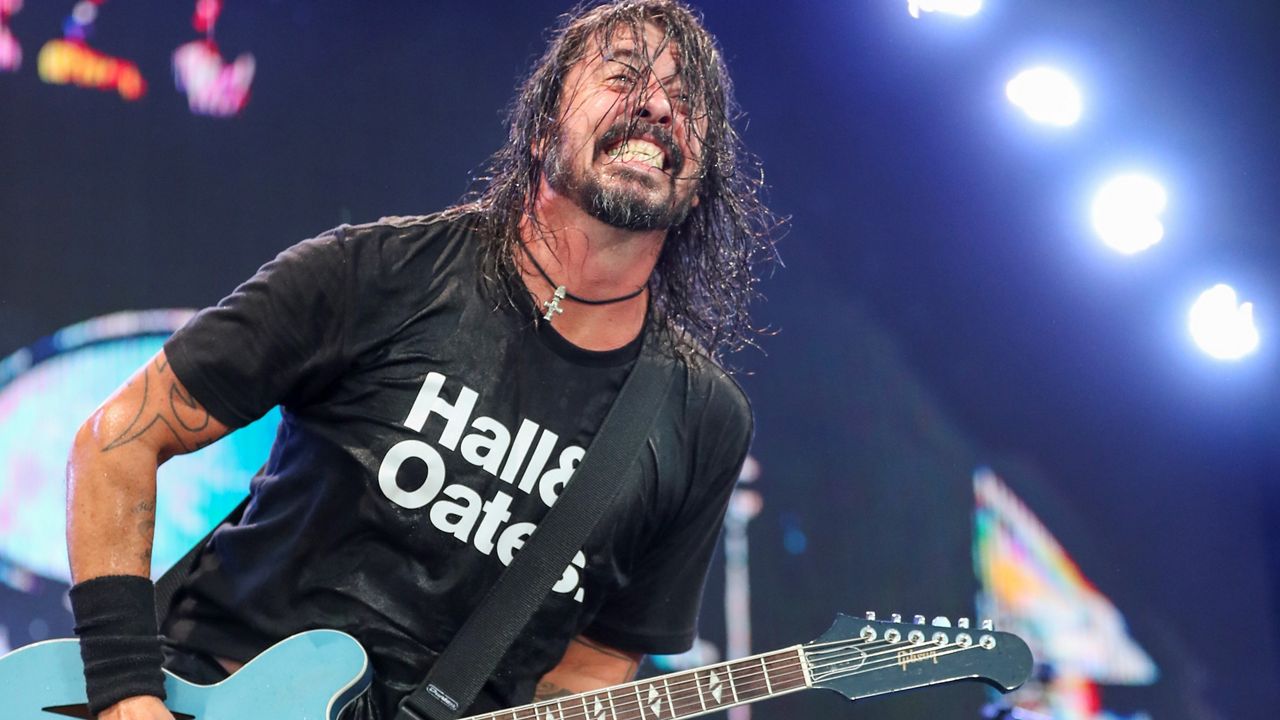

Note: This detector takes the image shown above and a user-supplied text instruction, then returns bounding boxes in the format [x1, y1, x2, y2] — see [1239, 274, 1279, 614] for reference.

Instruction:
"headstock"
[803, 612, 1033, 702]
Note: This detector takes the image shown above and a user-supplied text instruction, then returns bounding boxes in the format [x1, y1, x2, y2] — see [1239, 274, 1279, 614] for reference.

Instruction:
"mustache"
[594, 122, 684, 175]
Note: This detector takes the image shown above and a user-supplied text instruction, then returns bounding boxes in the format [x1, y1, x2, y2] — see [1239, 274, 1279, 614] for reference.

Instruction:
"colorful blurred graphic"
[974, 467, 1157, 720]
[172, 0, 255, 117]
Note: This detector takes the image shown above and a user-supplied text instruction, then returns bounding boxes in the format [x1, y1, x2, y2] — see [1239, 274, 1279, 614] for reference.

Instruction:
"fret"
[795, 644, 814, 688]
[532, 702, 561, 720]
[775, 648, 808, 692]
[606, 687, 618, 720]
[494, 649, 810, 720]
[630, 678, 669, 719]
[582, 690, 610, 720]
[738, 659, 768, 702]
[701, 665, 733, 710]
[693, 667, 707, 711]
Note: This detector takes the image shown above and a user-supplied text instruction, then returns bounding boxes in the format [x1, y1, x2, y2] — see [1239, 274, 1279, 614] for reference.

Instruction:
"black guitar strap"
[395, 344, 677, 720]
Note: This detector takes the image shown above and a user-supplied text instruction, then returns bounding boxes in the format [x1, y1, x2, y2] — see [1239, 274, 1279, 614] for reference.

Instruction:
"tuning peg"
[957, 618, 971, 629]
[913, 614, 926, 625]
[931, 616, 951, 627]
[981, 619, 994, 631]
[865, 611, 876, 621]
[890, 613, 903, 623]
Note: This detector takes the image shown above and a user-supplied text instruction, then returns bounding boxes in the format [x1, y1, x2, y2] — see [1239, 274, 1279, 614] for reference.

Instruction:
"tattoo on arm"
[534, 681, 576, 701]
[102, 355, 212, 454]
[131, 500, 156, 566]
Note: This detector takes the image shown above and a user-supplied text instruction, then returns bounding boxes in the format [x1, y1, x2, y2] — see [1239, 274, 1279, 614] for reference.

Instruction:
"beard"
[545, 123, 697, 232]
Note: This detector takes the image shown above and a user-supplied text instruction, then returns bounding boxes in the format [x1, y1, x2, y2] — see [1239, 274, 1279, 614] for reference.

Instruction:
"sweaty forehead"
[586, 22, 683, 76]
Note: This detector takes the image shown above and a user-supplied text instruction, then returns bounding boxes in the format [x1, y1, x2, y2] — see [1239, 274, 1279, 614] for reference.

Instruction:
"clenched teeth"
[607, 139, 665, 170]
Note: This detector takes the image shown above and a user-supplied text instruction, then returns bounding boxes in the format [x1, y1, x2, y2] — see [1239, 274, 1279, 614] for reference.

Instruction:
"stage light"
[1005, 67, 1082, 127]
[1090, 174, 1167, 255]
[1189, 284, 1259, 360]
[907, 0, 982, 19]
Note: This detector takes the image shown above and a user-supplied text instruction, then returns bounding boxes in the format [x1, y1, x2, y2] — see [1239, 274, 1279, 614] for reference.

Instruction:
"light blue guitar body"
[0, 629, 371, 720]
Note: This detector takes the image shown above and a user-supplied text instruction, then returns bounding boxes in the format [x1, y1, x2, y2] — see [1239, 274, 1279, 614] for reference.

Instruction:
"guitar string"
[473, 640, 992, 720]
[487, 648, 813, 720]
[473, 640, 978, 720]
[503, 647, 980, 720]
[809, 644, 991, 687]
[806, 639, 997, 681]
[492, 649, 964, 720]
[475, 633, 957, 718]
[803, 630, 1000, 652]
[469, 650, 805, 720]
[803, 632, 1001, 674]
[805, 638, 939, 669]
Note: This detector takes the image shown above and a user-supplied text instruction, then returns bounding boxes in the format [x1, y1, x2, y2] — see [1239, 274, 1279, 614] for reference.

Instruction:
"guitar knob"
[865, 611, 876, 621]
[957, 618, 971, 629]
[981, 619, 994, 631]
[913, 614, 926, 625]
[931, 616, 951, 627]
[891, 613, 903, 623]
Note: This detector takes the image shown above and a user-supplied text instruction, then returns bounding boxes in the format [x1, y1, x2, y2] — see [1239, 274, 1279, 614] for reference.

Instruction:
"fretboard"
[467, 647, 809, 720]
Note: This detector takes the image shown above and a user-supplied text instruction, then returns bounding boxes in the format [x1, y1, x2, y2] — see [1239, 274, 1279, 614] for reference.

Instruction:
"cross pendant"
[542, 286, 567, 322]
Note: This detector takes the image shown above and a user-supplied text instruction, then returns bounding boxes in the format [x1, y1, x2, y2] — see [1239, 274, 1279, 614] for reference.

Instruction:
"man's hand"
[97, 696, 174, 720]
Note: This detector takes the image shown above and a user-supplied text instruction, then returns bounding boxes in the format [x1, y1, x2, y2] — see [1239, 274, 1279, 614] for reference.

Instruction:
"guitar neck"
[466, 646, 810, 720]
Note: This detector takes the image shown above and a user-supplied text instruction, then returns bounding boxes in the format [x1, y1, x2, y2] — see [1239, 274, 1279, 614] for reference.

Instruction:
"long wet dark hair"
[445, 0, 781, 360]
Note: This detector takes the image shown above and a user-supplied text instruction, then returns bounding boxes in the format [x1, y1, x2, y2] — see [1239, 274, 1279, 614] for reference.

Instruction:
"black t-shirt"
[160, 214, 752, 717]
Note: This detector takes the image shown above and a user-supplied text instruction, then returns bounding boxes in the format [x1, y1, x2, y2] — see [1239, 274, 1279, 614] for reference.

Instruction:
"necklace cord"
[519, 242, 648, 306]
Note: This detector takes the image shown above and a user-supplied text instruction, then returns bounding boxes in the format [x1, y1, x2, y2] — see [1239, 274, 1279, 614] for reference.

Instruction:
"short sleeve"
[163, 228, 351, 428]
[584, 373, 753, 655]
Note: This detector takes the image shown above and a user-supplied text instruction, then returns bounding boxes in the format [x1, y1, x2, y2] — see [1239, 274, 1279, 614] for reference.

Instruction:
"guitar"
[0, 614, 1032, 720]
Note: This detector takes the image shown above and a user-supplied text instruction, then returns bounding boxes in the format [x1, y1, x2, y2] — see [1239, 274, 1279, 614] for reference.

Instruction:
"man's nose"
[634, 82, 673, 126]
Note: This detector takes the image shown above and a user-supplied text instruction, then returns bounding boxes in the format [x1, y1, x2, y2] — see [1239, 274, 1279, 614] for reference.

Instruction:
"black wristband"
[69, 575, 168, 716]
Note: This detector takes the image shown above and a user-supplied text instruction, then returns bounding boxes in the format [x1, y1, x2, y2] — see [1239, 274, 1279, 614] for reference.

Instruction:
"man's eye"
[668, 92, 693, 115]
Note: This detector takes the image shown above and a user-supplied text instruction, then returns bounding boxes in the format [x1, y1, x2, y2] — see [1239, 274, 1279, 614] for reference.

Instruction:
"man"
[65, 1, 777, 718]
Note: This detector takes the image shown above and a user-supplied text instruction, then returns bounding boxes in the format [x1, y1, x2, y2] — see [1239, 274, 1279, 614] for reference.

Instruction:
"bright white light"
[908, 0, 983, 19]
[1005, 67, 1083, 126]
[1091, 174, 1167, 254]
[1189, 284, 1259, 360]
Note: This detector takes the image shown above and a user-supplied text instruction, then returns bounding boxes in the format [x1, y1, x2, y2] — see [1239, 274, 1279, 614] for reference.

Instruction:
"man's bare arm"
[67, 348, 230, 582]
[67, 349, 231, 720]
[535, 635, 643, 700]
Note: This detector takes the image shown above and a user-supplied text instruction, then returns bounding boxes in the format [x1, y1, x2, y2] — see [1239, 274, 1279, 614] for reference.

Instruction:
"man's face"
[545, 22, 705, 232]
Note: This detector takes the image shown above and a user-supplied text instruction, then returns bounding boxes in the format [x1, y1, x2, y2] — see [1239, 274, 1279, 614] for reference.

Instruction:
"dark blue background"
[2, 2, 1277, 718]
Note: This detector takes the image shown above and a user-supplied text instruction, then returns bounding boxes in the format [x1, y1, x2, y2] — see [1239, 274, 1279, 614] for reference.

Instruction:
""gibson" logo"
[896, 648, 939, 670]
